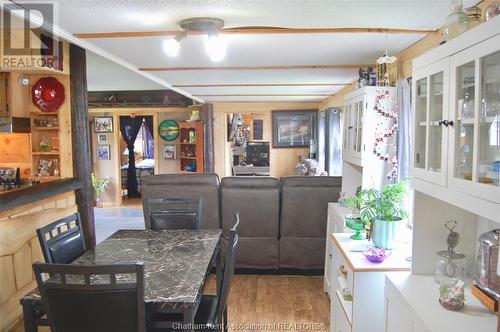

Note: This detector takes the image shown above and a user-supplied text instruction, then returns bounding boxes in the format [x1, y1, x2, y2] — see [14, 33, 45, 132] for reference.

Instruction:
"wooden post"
[70, 44, 96, 248]
[200, 103, 214, 172]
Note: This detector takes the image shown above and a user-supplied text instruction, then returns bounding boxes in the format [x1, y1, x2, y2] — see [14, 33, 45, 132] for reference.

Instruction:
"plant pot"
[94, 197, 103, 208]
[371, 218, 401, 249]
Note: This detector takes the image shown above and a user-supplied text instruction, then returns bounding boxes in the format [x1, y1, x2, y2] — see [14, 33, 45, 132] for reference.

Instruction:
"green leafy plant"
[357, 179, 410, 222]
[91, 173, 110, 199]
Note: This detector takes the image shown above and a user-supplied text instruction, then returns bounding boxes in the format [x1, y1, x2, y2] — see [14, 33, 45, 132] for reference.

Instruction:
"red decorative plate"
[32, 77, 65, 112]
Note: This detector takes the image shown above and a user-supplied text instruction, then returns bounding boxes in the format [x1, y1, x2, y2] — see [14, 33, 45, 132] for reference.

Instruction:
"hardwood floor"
[11, 275, 330, 331]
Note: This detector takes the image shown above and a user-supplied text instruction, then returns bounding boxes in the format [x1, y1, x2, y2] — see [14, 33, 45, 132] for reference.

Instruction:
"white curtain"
[396, 79, 412, 180]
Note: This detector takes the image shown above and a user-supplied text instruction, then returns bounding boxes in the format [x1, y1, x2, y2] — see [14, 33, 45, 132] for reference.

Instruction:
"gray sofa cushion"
[221, 176, 280, 238]
[278, 237, 325, 269]
[141, 174, 221, 229]
[223, 236, 279, 269]
[280, 176, 341, 238]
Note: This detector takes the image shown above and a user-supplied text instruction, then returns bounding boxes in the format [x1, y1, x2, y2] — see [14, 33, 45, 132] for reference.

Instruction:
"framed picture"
[97, 134, 108, 142]
[158, 120, 179, 141]
[272, 110, 317, 148]
[94, 117, 113, 133]
[97, 144, 111, 160]
[163, 144, 177, 160]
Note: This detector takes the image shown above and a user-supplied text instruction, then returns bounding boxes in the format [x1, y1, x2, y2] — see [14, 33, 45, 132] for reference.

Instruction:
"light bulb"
[163, 38, 181, 57]
[205, 34, 226, 62]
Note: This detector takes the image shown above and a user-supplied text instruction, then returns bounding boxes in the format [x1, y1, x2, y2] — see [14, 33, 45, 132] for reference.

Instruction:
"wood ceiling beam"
[140, 64, 372, 71]
[75, 27, 434, 39]
[172, 83, 350, 87]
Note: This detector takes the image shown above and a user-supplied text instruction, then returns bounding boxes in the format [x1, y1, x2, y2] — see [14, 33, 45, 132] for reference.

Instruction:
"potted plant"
[358, 179, 409, 249]
[91, 173, 110, 208]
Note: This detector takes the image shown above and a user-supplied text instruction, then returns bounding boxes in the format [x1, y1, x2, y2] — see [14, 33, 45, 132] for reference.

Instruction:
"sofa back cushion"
[221, 176, 280, 238]
[280, 176, 342, 237]
[141, 173, 220, 229]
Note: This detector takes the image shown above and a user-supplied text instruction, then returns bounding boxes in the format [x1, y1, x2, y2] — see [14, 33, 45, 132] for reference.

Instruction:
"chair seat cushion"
[194, 295, 219, 327]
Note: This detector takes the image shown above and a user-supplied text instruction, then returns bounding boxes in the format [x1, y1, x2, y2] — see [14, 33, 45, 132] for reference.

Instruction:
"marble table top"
[23, 229, 222, 310]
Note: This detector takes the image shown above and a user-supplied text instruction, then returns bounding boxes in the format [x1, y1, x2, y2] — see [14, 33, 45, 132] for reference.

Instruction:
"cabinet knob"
[339, 265, 348, 276]
[440, 120, 454, 127]
[438, 120, 444, 126]
[329, 254, 333, 259]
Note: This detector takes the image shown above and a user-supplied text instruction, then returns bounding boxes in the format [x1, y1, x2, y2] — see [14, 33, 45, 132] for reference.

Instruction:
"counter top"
[386, 272, 496, 332]
[331, 233, 412, 272]
[0, 178, 81, 212]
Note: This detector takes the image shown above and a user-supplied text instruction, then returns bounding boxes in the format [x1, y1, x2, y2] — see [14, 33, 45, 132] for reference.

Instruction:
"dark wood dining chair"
[144, 197, 203, 230]
[36, 213, 86, 264]
[195, 212, 240, 332]
[33, 262, 146, 332]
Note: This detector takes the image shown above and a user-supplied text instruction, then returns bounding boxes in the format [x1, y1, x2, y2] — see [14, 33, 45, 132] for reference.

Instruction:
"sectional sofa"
[141, 173, 342, 270]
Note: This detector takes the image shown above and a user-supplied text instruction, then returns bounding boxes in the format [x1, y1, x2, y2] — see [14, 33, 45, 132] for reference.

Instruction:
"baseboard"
[235, 268, 324, 276]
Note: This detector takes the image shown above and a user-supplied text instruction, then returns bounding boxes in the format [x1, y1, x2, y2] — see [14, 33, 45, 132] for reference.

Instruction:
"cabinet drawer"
[336, 250, 354, 298]
[333, 291, 352, 332]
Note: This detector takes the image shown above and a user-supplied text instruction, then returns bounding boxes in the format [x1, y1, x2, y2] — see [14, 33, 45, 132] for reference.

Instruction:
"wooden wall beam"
[75, 27, 434, 39]
[140, 64, 372, 71]
[70, 44, 96, 249]
[200, 104, 215, 172]
[173, 83, 350, 87]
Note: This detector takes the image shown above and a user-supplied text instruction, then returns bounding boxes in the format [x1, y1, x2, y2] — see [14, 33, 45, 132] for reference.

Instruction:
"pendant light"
[376, 33, 397, 65]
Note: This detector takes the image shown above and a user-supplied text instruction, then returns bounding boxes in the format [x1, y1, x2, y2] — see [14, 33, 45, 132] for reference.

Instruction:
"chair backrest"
[36, 213, 86, 264]
[33, 262, 146, 332]
[144, 198, 202, 230]
[141, 174, 221, 229]
[217, 213, 240, 317]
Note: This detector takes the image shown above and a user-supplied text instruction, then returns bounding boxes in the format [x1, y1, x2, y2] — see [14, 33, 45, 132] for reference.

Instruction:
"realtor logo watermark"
[1, 1, 60, 68]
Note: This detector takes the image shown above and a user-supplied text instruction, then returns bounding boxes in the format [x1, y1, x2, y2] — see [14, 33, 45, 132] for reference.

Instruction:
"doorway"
[119, 115, 155, 202]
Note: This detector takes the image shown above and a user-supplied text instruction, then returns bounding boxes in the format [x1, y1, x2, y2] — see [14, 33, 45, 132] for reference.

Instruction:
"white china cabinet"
[412, 17, 500, 221]
[343, 86, 396, 167]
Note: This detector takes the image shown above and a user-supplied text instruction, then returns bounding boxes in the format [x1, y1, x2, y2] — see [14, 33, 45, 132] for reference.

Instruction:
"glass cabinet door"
[478, 50, 500, 188]
[356, 99, 364, 154]
[428, 72, 444, 172]
[414, 77, 427, 170]
[454, 61, 475, 182]
[449, 34, 500, 203]
[352, 100, 359, 154]
[413, 58, 449, 186]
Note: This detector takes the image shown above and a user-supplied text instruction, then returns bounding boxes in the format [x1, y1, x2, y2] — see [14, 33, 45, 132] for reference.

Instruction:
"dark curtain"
[120, 116, 144, 197]
[143, 116, 154, 159]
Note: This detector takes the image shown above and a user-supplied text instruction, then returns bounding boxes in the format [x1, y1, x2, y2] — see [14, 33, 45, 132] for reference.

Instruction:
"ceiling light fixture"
[376, 33, 397, 65]
[163, 33, 186, 57]
[163, 17, 226, 62]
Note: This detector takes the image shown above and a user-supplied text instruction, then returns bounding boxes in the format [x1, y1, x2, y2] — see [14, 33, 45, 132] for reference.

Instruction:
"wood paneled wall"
[89, 107, 193, 207]
[212, 101, 321, 177]
[0, 192, 77, 331]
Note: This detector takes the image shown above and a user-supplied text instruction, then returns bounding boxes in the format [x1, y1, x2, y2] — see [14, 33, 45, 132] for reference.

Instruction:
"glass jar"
[485, 1, 500, 21]
[442, 0, 468, 43]
[39, 136, 50, 152]
[465, 6, 482, 30]
[436, 250, 466, 310]
[474, 229, 500, 298]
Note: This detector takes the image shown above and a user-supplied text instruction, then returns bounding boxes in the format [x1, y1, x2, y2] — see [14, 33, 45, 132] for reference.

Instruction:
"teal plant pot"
[371, 218, 401, 249]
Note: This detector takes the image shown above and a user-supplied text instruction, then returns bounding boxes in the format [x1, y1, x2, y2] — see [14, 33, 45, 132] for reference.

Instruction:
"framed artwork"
[271, 110, 317, 148]
[97, 144, 111, 160]
[158, 119, 179, 141]
[97, 134, 108, 142]
[94, 117, 113, 133]
[164, 144, 177, 160]
[253, 119, 264, 140]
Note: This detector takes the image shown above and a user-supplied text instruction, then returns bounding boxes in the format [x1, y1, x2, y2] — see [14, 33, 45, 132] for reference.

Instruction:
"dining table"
[20, 228, 223, 332]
